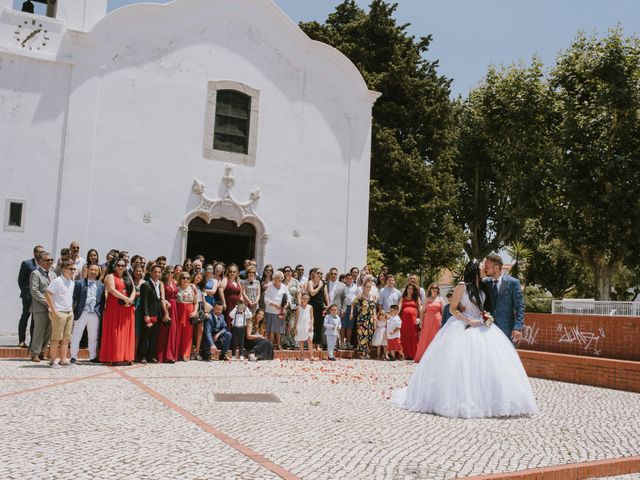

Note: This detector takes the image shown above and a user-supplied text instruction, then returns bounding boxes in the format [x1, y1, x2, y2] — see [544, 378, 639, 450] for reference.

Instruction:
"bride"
[390, 261, 537, 418]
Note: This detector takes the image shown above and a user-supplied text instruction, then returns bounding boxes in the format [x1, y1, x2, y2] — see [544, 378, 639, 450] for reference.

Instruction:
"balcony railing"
[551, 299, 640, 316]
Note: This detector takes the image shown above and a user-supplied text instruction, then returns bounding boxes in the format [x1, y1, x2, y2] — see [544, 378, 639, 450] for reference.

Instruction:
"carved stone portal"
[179, 168, 268, 267]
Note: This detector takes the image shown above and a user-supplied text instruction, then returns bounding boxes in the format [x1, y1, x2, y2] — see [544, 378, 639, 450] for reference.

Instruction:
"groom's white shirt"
[493, 273, 504, 291]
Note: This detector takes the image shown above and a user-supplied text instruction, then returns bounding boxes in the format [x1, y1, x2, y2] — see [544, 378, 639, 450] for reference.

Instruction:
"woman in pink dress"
[218, 264, 242, 330]
[414, 282, 444, 363]
[175, 272, 197, 361]
[100, 260, 136, 365]
[399, 284, 422, 360]
[156, 266, 178, 363]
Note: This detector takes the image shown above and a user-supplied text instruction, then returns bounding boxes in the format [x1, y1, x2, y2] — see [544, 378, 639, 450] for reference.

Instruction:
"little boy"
[386, 304, 403, 361]
[323, 304, 342, 361]
[229, 300, 252, 360]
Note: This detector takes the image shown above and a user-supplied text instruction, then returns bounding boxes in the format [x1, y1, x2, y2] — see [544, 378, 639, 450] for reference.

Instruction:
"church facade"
[0, 0, 379, 334]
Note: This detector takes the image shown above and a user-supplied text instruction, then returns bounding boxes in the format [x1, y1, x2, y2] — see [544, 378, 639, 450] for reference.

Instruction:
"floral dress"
[282, 278, 300, 349]
[355, 296, 375, 357]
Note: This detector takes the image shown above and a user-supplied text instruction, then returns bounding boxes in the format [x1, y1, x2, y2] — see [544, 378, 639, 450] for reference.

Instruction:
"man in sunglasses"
[295, 265, 307, 289]
[29, 252, 57, 362]
[46, 261, 76, 367]
[54, 247, 71, 276]
[17, 245, 44, 347]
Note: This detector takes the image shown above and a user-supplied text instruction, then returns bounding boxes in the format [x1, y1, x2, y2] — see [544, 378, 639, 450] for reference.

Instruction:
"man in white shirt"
[46, 260, 76, 367]
[295, 265, 308, 289]
[377, 274, 402, 315]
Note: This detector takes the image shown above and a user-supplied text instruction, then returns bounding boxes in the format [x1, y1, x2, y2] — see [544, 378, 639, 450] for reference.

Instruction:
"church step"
[0, 346, 359, 360]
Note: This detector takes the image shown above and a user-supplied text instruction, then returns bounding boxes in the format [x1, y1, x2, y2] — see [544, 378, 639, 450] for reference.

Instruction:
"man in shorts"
[45, 260, 76, 367]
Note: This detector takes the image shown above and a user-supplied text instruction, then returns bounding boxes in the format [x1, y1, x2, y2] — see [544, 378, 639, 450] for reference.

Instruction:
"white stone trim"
[179, 168, 268, 267]
[203, 80, 260, 167]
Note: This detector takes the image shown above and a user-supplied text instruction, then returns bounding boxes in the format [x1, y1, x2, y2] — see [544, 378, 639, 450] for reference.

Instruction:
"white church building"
[0, 0, 379, 334]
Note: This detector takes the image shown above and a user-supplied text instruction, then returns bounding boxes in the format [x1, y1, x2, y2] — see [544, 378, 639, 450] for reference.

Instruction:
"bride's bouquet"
[481, 311, 495, 327]
[465, 311, 495, 329]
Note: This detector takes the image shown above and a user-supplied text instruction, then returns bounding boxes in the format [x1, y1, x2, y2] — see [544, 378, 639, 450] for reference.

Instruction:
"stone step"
[0, 346, 359, 360]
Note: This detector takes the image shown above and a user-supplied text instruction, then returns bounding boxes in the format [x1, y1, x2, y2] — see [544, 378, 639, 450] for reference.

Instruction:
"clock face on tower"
[14, 18, 50, 51]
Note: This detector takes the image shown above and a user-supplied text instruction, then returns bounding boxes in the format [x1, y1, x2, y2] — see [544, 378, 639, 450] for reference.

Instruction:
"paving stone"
[1, 358, 639, 479]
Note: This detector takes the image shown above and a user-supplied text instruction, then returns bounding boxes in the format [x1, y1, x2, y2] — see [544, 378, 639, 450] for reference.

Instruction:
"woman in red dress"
[218, 264, 242, 330]
[399, 284, 422, 360]
[100, 259, 136, 365]
[415, 282, 444, 363]
[175, 272, 197, 361]
[156, 266, 178, 363]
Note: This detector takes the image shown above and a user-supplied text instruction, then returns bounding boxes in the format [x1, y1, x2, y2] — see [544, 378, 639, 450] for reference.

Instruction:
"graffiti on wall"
[521, 323, 539, 346]
[557, 323, 606, 356]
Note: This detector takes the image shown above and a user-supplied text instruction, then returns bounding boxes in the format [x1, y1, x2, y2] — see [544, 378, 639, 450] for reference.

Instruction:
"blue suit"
[17, 258, 38, 343]
[71, 279, 105, 360]
[485, 274, 524, 339]
[73, 279, 105, 320]
[202, 312, 231, 360]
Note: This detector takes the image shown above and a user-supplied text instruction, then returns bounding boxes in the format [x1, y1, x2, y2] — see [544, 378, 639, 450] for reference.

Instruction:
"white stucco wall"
[0, 0, 378, 334]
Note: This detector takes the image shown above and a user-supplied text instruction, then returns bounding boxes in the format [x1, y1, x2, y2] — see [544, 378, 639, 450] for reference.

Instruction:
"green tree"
[521, 219, 595, 298]
[548, 29, 640, 300]
[300, 1, 462, 273]
[452, 60, 559, 259]
[505, 240, 533, 282]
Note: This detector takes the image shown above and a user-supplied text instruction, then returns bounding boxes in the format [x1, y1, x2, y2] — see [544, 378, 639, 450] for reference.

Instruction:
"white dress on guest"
[390, 288, 537, 418]
[371, 319, 387, 346]
[294, 304, 313, 342]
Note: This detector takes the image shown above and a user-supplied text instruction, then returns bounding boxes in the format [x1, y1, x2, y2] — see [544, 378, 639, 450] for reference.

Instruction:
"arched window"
[203, 81, 260, 166]
[213, 90, 251, 154]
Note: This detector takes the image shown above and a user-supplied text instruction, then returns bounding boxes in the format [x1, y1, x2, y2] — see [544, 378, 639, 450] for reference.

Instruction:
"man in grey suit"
[326, 268, 347, 314]
[29, 252, 57, 362]
[483, 253, 525, 344]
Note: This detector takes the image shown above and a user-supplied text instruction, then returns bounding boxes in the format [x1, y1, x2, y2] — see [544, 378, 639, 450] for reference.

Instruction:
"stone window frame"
[4, 198, 26, 232]
[203, 81, 260, 167]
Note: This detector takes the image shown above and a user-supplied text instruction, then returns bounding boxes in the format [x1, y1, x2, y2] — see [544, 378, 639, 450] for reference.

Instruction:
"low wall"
[518, 350, 640, 393]
[520, 313, 640, 361]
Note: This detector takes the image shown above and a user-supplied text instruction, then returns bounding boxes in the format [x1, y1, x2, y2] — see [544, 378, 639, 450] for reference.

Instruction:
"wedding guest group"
[15, 244, 528, 369]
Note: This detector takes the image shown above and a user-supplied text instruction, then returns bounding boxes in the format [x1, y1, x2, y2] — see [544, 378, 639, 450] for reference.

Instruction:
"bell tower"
[12, 0, 107, 32]
[55, 0, 107, 31]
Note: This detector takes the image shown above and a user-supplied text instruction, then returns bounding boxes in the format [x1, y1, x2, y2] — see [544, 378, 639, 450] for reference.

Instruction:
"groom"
[483, 254, 525, 344]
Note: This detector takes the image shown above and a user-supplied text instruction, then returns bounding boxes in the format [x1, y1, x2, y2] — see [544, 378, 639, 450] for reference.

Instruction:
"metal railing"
[552, 299, 640, 317]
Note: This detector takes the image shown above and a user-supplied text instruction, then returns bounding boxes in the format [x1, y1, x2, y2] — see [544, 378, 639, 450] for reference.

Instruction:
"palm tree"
[506, 240, 533, 282]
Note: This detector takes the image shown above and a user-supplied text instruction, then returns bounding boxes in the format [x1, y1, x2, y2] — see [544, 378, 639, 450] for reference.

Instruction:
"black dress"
[244, 337, 274, 360]
[308, 281, 326, 346]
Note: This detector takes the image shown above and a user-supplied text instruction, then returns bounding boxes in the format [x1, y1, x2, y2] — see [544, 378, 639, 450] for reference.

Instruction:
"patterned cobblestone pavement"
[1, 358, 639, 479]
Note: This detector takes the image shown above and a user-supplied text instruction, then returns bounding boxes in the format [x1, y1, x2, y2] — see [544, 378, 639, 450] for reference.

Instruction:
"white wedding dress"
[390, 288, 537, 418]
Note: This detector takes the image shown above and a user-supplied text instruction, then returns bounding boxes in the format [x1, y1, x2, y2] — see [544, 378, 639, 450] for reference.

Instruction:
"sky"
[103, 0, 640, 97]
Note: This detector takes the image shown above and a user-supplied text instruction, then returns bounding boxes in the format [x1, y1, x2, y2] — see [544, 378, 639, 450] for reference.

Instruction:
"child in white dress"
[294, 292, 316, 360]
[371, 311, 388, 360]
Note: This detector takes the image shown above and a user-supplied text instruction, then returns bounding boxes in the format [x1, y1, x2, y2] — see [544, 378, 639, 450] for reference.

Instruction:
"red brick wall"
[519, 313, 640, 361]
[518, 350, 640, 393]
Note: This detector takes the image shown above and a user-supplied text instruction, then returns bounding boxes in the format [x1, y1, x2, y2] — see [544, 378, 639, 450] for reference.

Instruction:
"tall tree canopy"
[547, 29, 640, 300]
[452, 60, 559, 260]
[301, 0, 462, 274]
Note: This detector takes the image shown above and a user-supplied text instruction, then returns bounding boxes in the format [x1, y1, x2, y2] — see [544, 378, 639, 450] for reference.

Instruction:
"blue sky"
[100, 1, 640, 97]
